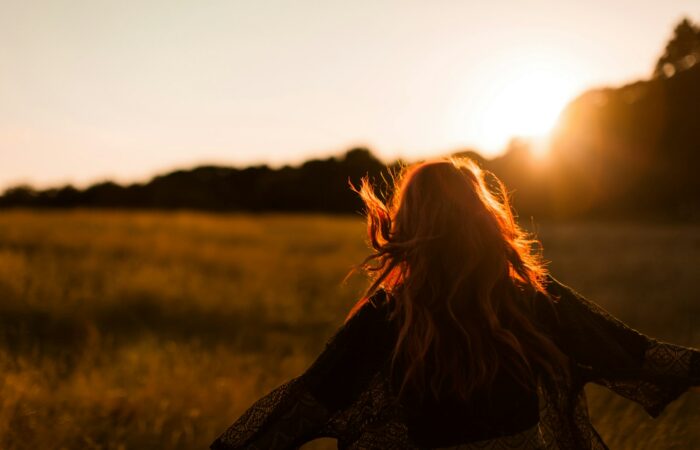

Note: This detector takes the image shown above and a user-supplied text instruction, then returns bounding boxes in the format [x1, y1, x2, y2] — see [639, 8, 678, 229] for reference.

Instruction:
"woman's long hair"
[349, 157, 569, 401]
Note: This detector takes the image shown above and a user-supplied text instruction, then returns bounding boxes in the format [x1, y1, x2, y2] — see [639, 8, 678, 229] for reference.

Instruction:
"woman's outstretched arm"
[210, 292, 393, 449]
[545, 276, 700, 417]
[210, 376, 329, 450]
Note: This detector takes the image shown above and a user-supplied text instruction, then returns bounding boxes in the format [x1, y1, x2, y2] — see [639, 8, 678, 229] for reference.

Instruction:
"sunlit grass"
[0, 210, 697, 449]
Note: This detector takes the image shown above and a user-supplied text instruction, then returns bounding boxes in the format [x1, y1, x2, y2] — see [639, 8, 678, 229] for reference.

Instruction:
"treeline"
[0, 148, 394, 213]
[2, 18, 699, 220]
[543, 17, 700, 219]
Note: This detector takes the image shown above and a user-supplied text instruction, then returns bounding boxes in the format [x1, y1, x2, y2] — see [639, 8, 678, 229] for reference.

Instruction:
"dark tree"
[0, 185, 38, 207]
[653, 17, 700, 78]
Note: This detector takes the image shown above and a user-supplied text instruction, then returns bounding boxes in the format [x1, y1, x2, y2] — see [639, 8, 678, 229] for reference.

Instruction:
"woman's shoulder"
[336, 289, 397, 355]
[536, 274, 592, 316]
[367, 288, 392, 310]
[347, 288, 393, 323]
[540, 274, 621, 324]
[530, 274, 592, 336]
[541, 273, 577, 298]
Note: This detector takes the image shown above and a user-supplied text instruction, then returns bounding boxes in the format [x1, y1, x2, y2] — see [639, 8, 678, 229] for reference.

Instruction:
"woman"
[211, 157, 699, 449]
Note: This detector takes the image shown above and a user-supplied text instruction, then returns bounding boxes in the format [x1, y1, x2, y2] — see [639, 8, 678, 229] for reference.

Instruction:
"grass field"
[0, 210, 698, 449]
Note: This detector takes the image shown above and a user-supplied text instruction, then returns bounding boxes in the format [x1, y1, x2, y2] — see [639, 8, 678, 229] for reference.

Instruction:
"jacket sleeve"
[210, 292, 393, 449]
[545, 276, 700, 417]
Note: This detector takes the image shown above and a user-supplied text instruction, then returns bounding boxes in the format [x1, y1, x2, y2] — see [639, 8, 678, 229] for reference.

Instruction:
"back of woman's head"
[352, 157, 568, 400]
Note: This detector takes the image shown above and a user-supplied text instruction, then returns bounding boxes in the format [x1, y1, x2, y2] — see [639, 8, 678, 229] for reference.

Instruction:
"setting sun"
[450, 53, 583, 156]
[483, 69, 571, 140]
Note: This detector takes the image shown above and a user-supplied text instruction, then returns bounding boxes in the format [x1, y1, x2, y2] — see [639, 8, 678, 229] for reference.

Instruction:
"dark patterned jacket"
[211, 276, 700, 449]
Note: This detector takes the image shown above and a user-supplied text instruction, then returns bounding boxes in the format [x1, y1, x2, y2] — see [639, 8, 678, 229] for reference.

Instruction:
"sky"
[0, 0, 697, 190]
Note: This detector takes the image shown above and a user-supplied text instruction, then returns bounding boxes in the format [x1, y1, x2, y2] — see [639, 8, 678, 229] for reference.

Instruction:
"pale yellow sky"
[0, 0, 697, 190]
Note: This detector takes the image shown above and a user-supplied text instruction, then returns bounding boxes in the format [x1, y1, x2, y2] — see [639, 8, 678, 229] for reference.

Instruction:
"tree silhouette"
[654, 17, 700, 78]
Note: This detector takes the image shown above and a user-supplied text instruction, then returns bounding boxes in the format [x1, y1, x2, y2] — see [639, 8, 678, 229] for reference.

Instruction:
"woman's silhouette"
[211, 157, 699, 449]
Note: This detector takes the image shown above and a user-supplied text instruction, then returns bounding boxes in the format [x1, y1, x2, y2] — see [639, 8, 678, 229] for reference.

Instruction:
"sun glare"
[451, 55, 581, 157]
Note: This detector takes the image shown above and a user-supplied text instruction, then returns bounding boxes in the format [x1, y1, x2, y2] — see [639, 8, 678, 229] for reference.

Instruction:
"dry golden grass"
[0, 210, 697, 449]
